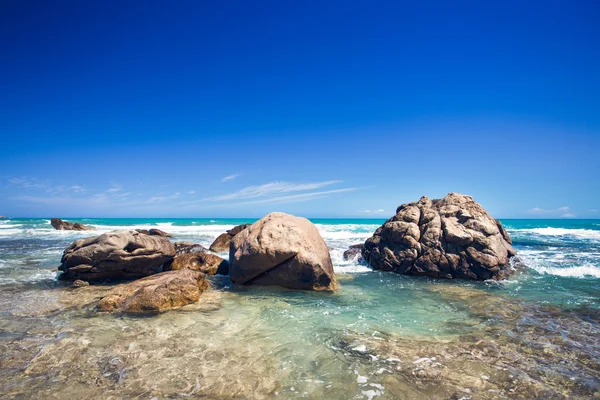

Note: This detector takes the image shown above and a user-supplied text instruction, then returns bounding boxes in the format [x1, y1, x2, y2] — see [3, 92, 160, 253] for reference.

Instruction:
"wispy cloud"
[529, 206, 575, 218]
[589, 209, 598, 213]
[221, 174, 242, 183]
[360, 209, 385, 213]
[7, 177, 47, 190]
[147, 192, 181, 204]
[205, 180, 342, 201]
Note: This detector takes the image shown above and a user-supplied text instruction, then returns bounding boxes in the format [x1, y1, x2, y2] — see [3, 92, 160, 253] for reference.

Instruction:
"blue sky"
[1, 0, 599, 218]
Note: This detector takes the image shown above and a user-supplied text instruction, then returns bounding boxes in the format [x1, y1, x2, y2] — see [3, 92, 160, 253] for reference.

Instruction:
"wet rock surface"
[173, 241, 208, 255]
[363, 193, 516, 280]
[50, 218, 94, 231]
[134, 228, 172, 238]
[58, 230, 175, 281]
[230, 212, 337, 290]
[209, 223, 252, 252]
[97, 269, 209, 313]
[167, 253, 229, 276]
[343, 244, 364, 261]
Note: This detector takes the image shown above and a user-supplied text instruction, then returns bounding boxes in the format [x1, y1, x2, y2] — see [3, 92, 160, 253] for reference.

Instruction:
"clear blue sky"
[1, 0, 598, 218]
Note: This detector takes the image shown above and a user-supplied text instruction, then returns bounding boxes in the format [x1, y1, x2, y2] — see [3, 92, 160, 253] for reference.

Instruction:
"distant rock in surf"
[0, 216, 7, 219]
[135, 228, 173, 238]
[166, 253, 229, 276]
[51, 218, 95, 231]
[209, 223, 252, 252]
[97, 269, 209, 313]
[229, 212, 337, 290]
[58, 230, 175, 281]
[362, 193, 516, 280]
[343, 244, 364, 261]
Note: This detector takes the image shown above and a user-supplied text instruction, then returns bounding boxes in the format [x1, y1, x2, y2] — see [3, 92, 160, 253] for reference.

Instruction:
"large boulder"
[58, 230, 175, 281]
[51, 218, 94, 231]
[97, 269, 209, 313]
[362, 193, 517, 280]
[229, 212, 337, 290]
[209, 223, 252, 252]
[167, 253, 229, 276]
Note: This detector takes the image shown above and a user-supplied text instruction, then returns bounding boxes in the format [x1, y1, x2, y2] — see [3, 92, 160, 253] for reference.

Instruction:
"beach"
[0, 218, 598, 399]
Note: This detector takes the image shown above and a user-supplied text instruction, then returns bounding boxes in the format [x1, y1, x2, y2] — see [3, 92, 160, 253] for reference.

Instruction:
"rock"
[135, 228, 172, 238]
[97, 269, 209, 313]
[343, 244, 364, 261]
[71, 279, 89, 288]
[50, 218, 95, 231]
[0, 216, 7, 219]
[173, 241, 208, 255]
[58, 230, 175, 281]
[362, 193, 516, 280]
[229, 212, 337, 290]
[167, 253, 229, 275]
[209, 224, 252, 252]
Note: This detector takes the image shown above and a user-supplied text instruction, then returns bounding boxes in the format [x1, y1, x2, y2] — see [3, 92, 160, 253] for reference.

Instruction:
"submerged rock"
[71, 279, 89, 288]
[51, 218, 94, 231]
[167, 253, 229, 276]
[97, 269, 209, 313]
[135, 228, 172, 238]
[343, 244, 364, 261]
[362, 193, 516, 280]
[229, 212, 337, 290]
[209, 223, 252, 252]
[174, 241, 208, 255]
[58, 230, 175, 281]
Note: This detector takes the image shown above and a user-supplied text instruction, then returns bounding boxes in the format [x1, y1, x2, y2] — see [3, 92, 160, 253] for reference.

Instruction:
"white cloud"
[529, 206, 576, 218]
[7, 177, 47, 190]
[147, 192, 181, 204]
[204, 180, 342, 201]
[589, 209, 598, 213]
[221, 174, 242, 183]
[360, 209, 385, 213]
[188, 190, 196, 195]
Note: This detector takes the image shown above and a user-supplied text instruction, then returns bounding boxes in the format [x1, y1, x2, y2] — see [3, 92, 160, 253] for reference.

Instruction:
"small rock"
[72, 279, 90, 288]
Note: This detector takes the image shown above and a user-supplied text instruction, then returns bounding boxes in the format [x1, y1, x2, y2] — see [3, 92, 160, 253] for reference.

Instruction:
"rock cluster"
[167, 253, 229, 276]
[230, 212, 337, 290]
[58, 230, 175, 281]
[209, 224, 252, 252]
[362, 193, 516, 280]
[51, 218, 94, 231]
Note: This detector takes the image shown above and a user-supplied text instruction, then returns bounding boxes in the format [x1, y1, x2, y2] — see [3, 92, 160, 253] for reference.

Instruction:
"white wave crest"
[511, 227, 600, 240]
[532, 264, 600, 278]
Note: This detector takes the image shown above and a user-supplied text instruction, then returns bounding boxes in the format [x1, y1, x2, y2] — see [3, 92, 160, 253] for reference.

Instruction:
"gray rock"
[173, 242, 208, 256]
[58, 230, 175, 281]
[362, 193, 516, 280]
[343, 244, 364, 261]
[229, 212, 337, 290]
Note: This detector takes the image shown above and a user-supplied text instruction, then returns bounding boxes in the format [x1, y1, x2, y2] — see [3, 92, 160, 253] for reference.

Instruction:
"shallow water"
[0, 218, 599, 399]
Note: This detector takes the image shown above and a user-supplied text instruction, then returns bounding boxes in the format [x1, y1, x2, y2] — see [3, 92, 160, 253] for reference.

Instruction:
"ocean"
[0, 218, 599, 398]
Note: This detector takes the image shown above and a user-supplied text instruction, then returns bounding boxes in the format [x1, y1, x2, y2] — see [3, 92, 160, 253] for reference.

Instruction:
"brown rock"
[71, 279, 90, 288]
[229, 212, 336, 290]
[135, 228, 173, 238]
[343, 244, 364, 261]
[362, 193, 516, 280]
[58, 230, 175, 281]
[51, 218, 94, 231]
[209, 224, 252, 252]
[97, 269, 209, 313]
[168, 253, 229, 275]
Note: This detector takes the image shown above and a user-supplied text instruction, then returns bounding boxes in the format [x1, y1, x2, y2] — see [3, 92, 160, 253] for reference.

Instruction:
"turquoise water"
[0, 218, 599, 398]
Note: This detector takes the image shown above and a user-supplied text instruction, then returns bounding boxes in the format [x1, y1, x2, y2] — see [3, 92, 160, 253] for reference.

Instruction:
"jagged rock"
[97, 269, 209, 313]
[135, 228, 172, 238]
[58, 230, 175, 281]
[51, 218, 94, 231]
[209, 224, 252, 252]
[173, 242, 208, 255]
[362, 193, 516, 280]
[229, 212, 337, 290]
[343, 244, 364, 261]
[167, 253, 229, 276]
